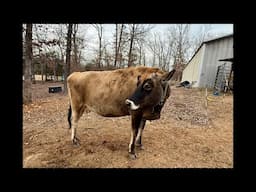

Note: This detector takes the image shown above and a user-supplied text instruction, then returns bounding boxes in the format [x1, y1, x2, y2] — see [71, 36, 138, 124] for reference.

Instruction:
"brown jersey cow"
[67, 66, 175, 159]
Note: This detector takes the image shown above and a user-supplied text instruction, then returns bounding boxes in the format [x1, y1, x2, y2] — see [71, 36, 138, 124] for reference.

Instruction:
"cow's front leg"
[128, 115, 142, 159]
[128, 128, 138, 159]
[135, 119, 146, 150]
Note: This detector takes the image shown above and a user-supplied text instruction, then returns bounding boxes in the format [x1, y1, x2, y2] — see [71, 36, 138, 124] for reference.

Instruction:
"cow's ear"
[137, 75, 141, 87]
[161, 69, 176, 82]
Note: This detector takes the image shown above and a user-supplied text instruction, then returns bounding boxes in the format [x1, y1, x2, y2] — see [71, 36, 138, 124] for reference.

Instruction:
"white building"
[182, 34, 233, 88]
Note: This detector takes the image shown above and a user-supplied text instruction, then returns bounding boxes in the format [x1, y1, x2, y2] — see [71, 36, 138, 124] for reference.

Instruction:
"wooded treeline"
[23, 24, 214, 103]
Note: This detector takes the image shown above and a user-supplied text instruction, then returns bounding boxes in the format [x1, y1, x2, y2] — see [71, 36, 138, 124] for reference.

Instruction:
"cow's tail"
[68, 105, 72, 129]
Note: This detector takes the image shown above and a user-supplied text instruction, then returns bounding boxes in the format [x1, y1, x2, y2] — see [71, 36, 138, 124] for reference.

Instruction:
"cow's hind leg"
[135, 119, 146, 150]
[129, 114, 142, 159]
[70, 105, 85, 145]
[71, 112, 80, 145]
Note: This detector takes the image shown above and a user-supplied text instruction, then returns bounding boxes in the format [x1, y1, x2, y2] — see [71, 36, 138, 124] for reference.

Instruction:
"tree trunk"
[152, 51, 155, 67]
[31, 57, 35, 84]
[44, 56, 47, 82]
[143, 53, 146, 66]
[73, 24, 78, 72]
[98, 33, 102, 68]
[64, 24, 73, 94]
[78, 51, 82, 70]
[139, 45, 142, 65]
[40, 50, 44, 81]
[114, 24, 118, 67]
[158, 54, 162, 70]
[113, 24, 124, 68]
[117, 24, 124, 68]
[53, 58, 57, 81]
[127, 25, 135, 67]
[23, 24, 33, 104]
[92, 24, 103, 68]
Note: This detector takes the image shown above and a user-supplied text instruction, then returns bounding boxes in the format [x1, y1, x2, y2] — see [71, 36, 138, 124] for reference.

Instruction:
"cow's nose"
[125, 99, 140, 110]
[125, 99, 131, 107]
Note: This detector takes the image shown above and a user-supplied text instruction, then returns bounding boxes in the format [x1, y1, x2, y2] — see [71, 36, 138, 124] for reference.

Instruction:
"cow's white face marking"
[125, 99, 140, 110]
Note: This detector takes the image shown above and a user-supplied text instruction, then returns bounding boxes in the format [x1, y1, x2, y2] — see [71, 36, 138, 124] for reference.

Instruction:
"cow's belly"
[85, 81, 134, 117]
[86, 101, 130, 117]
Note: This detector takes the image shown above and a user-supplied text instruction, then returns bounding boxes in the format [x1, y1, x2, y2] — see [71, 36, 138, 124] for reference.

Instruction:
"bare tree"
[147, 32, 174, 71]
[73, 26, 86, 71]
[54, 24, 85, 73]
[143, 52, 146, 66]
[54, 24, 67, 65]
[138, 41, 142, 65]
[135, 38, 148, 66]
[190, 24, 212, 55]
[126, 24, 153, 67]
[168, 24, 191, 81]
[114, 24, 118, 67]
[34, 24, 51, 81]
[33, 24, 44, 81]
[102, 41, 112, 67]
[92, 24, 103, 68]
[23, 24, 33, 104]
[64, 24, 73, 93]
[171, 24, 191, 65]
[114, 24, 124, 68]
[72, 24, 79, 72]
[127, 24, 136, 67]
[147, 33, 158, 67]
[33, 24, 60, 81]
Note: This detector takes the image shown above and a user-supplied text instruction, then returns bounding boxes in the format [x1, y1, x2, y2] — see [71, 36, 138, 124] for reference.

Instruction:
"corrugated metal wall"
[199, 36, 233, 88]
[181, 44, 205, 86]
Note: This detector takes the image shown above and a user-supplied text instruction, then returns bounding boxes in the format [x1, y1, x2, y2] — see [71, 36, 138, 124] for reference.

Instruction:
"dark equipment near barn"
[48, 86, 62, 93]
[176, 81, 191, 88]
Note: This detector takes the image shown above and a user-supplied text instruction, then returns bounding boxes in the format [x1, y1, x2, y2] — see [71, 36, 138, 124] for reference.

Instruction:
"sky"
[82, 24, 233, 62]
[204, 24, 233, 34]
[86, 24, 233, 40]
[31, 24, 233, 65]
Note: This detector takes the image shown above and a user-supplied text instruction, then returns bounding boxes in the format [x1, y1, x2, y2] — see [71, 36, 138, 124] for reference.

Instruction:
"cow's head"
[125, 69, 175, 120]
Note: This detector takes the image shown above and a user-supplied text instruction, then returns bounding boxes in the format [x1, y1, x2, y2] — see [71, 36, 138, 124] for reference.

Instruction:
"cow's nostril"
[125, 99, 131, 106]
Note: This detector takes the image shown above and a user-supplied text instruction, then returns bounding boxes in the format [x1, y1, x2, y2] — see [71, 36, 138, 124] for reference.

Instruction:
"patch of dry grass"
[23, 83, 233, 168]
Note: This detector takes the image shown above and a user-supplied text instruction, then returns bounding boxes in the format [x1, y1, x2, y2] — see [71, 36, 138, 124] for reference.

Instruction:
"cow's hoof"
[135, 144, 144, 150]
[72, 137, 80, 146]
[129, 153, 137, 160]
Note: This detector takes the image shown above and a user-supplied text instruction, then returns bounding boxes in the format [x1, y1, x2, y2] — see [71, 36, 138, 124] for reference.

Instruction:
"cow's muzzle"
[125, 99, 140, 110]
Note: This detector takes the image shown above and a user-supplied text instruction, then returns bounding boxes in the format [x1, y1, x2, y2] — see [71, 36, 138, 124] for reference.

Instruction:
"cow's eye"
[143, 82, 152, 91]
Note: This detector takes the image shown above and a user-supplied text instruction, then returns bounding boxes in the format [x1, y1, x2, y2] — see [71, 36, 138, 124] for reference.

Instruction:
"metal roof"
[184, 33, 233, 69]
[219, 58, 233, 62]
[203, 33, 233, 44]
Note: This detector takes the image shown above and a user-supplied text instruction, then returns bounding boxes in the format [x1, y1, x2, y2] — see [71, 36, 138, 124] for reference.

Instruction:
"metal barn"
[182, 34, 233, 88]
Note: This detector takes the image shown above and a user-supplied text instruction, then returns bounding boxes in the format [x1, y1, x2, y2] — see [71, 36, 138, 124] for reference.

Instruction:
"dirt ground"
[23, 81, 233, 168]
